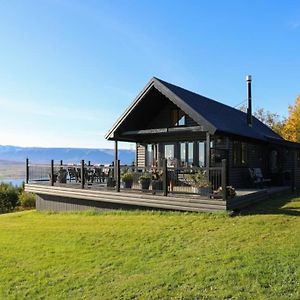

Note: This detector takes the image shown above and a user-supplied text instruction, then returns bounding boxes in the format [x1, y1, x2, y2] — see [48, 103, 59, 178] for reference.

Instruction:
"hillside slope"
[0, 194, 299, 299]
[0, 145, 135, 164]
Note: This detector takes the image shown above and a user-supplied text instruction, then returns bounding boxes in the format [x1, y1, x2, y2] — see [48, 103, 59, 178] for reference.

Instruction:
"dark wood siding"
[228, 139, 265, 188]
[136, 143, 146, 167]
[185, 115, 198, 127]
[295, 150, 300, 189]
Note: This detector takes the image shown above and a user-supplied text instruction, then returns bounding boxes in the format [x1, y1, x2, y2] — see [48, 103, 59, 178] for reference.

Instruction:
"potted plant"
[121, 171, 134, 189]
[139, 173, 151, 190]
[188, 170, 212, 196]
[151, 168, 163, 191]
[57, 167, 68, 184]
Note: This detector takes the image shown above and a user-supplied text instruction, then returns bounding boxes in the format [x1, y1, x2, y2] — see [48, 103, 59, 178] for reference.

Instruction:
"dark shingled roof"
[106, 77, 286, 143]
[154, 77, 283, 141]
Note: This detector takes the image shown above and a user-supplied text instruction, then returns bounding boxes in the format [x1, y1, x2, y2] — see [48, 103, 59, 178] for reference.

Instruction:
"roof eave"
[105, 77, 217, 140]
[104, 78, 157, 140]
[152, 79, 217, 134]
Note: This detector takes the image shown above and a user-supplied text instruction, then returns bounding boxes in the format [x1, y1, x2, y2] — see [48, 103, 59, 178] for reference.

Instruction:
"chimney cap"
[246, 75, 252, 81]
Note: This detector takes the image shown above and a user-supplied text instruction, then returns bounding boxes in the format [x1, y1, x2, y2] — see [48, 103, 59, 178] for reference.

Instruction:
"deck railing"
[25, 159, 227, 199]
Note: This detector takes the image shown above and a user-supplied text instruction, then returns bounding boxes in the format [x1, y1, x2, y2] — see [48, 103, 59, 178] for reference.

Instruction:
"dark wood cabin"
[106, 77, 300, 190]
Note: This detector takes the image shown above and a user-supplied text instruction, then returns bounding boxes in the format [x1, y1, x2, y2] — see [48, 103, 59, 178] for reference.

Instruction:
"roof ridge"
[154, 77, 248, 116]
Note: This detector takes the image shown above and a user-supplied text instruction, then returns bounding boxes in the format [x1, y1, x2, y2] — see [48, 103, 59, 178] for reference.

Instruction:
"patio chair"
[249, 168, 271, 188]
[57, 168, 68, 184]
[85, 168, 94, 184]
[48, 172, 58, 183]
[68, 167, 79, 182]
[94, 166, 105, 183]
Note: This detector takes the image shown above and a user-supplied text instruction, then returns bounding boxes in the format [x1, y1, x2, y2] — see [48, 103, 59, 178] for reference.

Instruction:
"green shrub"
[0, 183, 19, 213]
[19, 192, 36, 208]
[121, 172, 134, 182]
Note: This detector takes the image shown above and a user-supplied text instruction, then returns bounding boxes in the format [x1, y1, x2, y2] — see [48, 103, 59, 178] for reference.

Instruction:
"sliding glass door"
[179, 142, 194, 167]
[164, 144, 175, 167]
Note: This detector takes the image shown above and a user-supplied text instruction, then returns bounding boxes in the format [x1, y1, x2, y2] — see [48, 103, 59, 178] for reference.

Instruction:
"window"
[171, 109, 186, 126]
[179, 142, 194, 166]
[164, 144, 175, 167]
[180, 142, 186, 166]
[146, 144, 153, 167]
[188, 142, 194, 165]
[210, 148, 227, 166]
[198, 142, 205, 167]
[233, 141, 248, 167]
[297, 150, 300, 168]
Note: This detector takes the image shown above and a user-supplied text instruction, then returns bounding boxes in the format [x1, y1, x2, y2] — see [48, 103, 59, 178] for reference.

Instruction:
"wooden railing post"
[25, 158, 29, 184]
[221, 159, 227, 200]
[81, 159, 85, 189]
[51, 160, 54, 186]
[162, 158, 168, 196]
[116, 160, 120, 192]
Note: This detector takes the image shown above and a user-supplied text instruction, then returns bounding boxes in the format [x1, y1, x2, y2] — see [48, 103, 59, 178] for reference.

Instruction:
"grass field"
[0, 194, 299, 299]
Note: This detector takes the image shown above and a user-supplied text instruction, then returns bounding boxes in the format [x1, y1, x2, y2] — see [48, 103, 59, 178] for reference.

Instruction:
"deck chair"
[249, 168, 271, 188]
[68, 167, 79, 182]
[57, 168, 68, 184]
[94, 167, 105, 183]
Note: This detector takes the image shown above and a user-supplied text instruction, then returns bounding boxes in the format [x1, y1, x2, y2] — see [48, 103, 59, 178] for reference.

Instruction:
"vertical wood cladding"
[295, 150, 300, 189]
[36, 194, 149, 212]
[136, 143, 146, 167]
[185, 115, 198, 127]
[227, 139, 266, 188]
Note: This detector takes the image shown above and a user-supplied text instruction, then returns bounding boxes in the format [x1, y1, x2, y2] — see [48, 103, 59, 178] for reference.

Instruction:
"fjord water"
[0, 178, 24, 186]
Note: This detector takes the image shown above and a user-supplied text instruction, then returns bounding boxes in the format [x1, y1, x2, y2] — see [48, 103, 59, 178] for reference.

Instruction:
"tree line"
[241, 95, 300, 143]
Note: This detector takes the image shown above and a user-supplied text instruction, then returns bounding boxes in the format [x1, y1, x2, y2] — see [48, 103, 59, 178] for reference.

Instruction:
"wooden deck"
[25, 183, 291, 213]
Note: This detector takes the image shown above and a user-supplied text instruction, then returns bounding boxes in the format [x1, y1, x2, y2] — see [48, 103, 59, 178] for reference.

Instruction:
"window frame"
[233, 140, 248, 167]
[171, 109, 186, 127]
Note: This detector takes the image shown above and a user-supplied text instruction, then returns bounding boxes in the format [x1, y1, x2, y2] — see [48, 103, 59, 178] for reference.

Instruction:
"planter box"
[140, 180, 151, 190]
[122, 180, 133, 189]
[152, 180, 163, 191]
[107, 178, 116, 187]
[192, 186, 212, 196]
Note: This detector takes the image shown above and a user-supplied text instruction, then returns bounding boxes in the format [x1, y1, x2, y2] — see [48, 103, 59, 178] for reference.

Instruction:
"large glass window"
[179, 142, 194, 167]
[233, 141, 248, 167]
[146, 144, 153, 167]
[188, 142, 194, 165]
[198, 142, 205, 167]
[180, 142, 186, 166]
[171, 109, 186, 127]
[164, 144, 175, 167]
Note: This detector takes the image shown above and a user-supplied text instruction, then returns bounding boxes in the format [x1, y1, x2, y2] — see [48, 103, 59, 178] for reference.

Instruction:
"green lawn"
[0, 194, 299, 299]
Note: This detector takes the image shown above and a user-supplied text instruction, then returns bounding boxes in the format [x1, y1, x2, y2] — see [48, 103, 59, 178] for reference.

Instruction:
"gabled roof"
[105, 77, 283, 142]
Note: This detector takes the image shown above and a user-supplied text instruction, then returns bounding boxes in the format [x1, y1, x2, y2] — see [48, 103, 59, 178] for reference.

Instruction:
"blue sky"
[0, 0, 299, 149]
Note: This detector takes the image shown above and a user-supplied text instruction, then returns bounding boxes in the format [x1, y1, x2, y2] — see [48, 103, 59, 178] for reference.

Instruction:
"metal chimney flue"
[246, 75, 252, 127]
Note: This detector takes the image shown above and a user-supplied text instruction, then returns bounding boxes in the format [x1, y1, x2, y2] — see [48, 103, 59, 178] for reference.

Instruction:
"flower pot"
[140, 179, 150, 190]
[123, 180, 133, 189]
[192, 186, 212, 196]
[106, 177, 116, 187]
[152, 180, 163, 191]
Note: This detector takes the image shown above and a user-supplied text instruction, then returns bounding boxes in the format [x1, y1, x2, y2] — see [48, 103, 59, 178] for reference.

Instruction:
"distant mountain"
[0, 145, 135, 165]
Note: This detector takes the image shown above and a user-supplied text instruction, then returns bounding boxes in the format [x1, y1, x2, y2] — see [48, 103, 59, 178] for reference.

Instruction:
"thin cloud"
[0, 97, 107, 122]
[287, 21, 300, 30]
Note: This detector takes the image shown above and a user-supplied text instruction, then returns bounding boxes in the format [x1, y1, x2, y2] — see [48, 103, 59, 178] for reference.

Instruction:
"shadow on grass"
[238, 192, 300, 217]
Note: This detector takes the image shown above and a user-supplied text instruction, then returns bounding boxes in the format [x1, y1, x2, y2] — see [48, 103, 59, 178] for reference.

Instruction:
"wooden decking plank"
[25, 184, 225, 211]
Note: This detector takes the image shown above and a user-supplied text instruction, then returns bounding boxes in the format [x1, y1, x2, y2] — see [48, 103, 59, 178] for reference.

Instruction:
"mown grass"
[0, 194, 299, 299]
